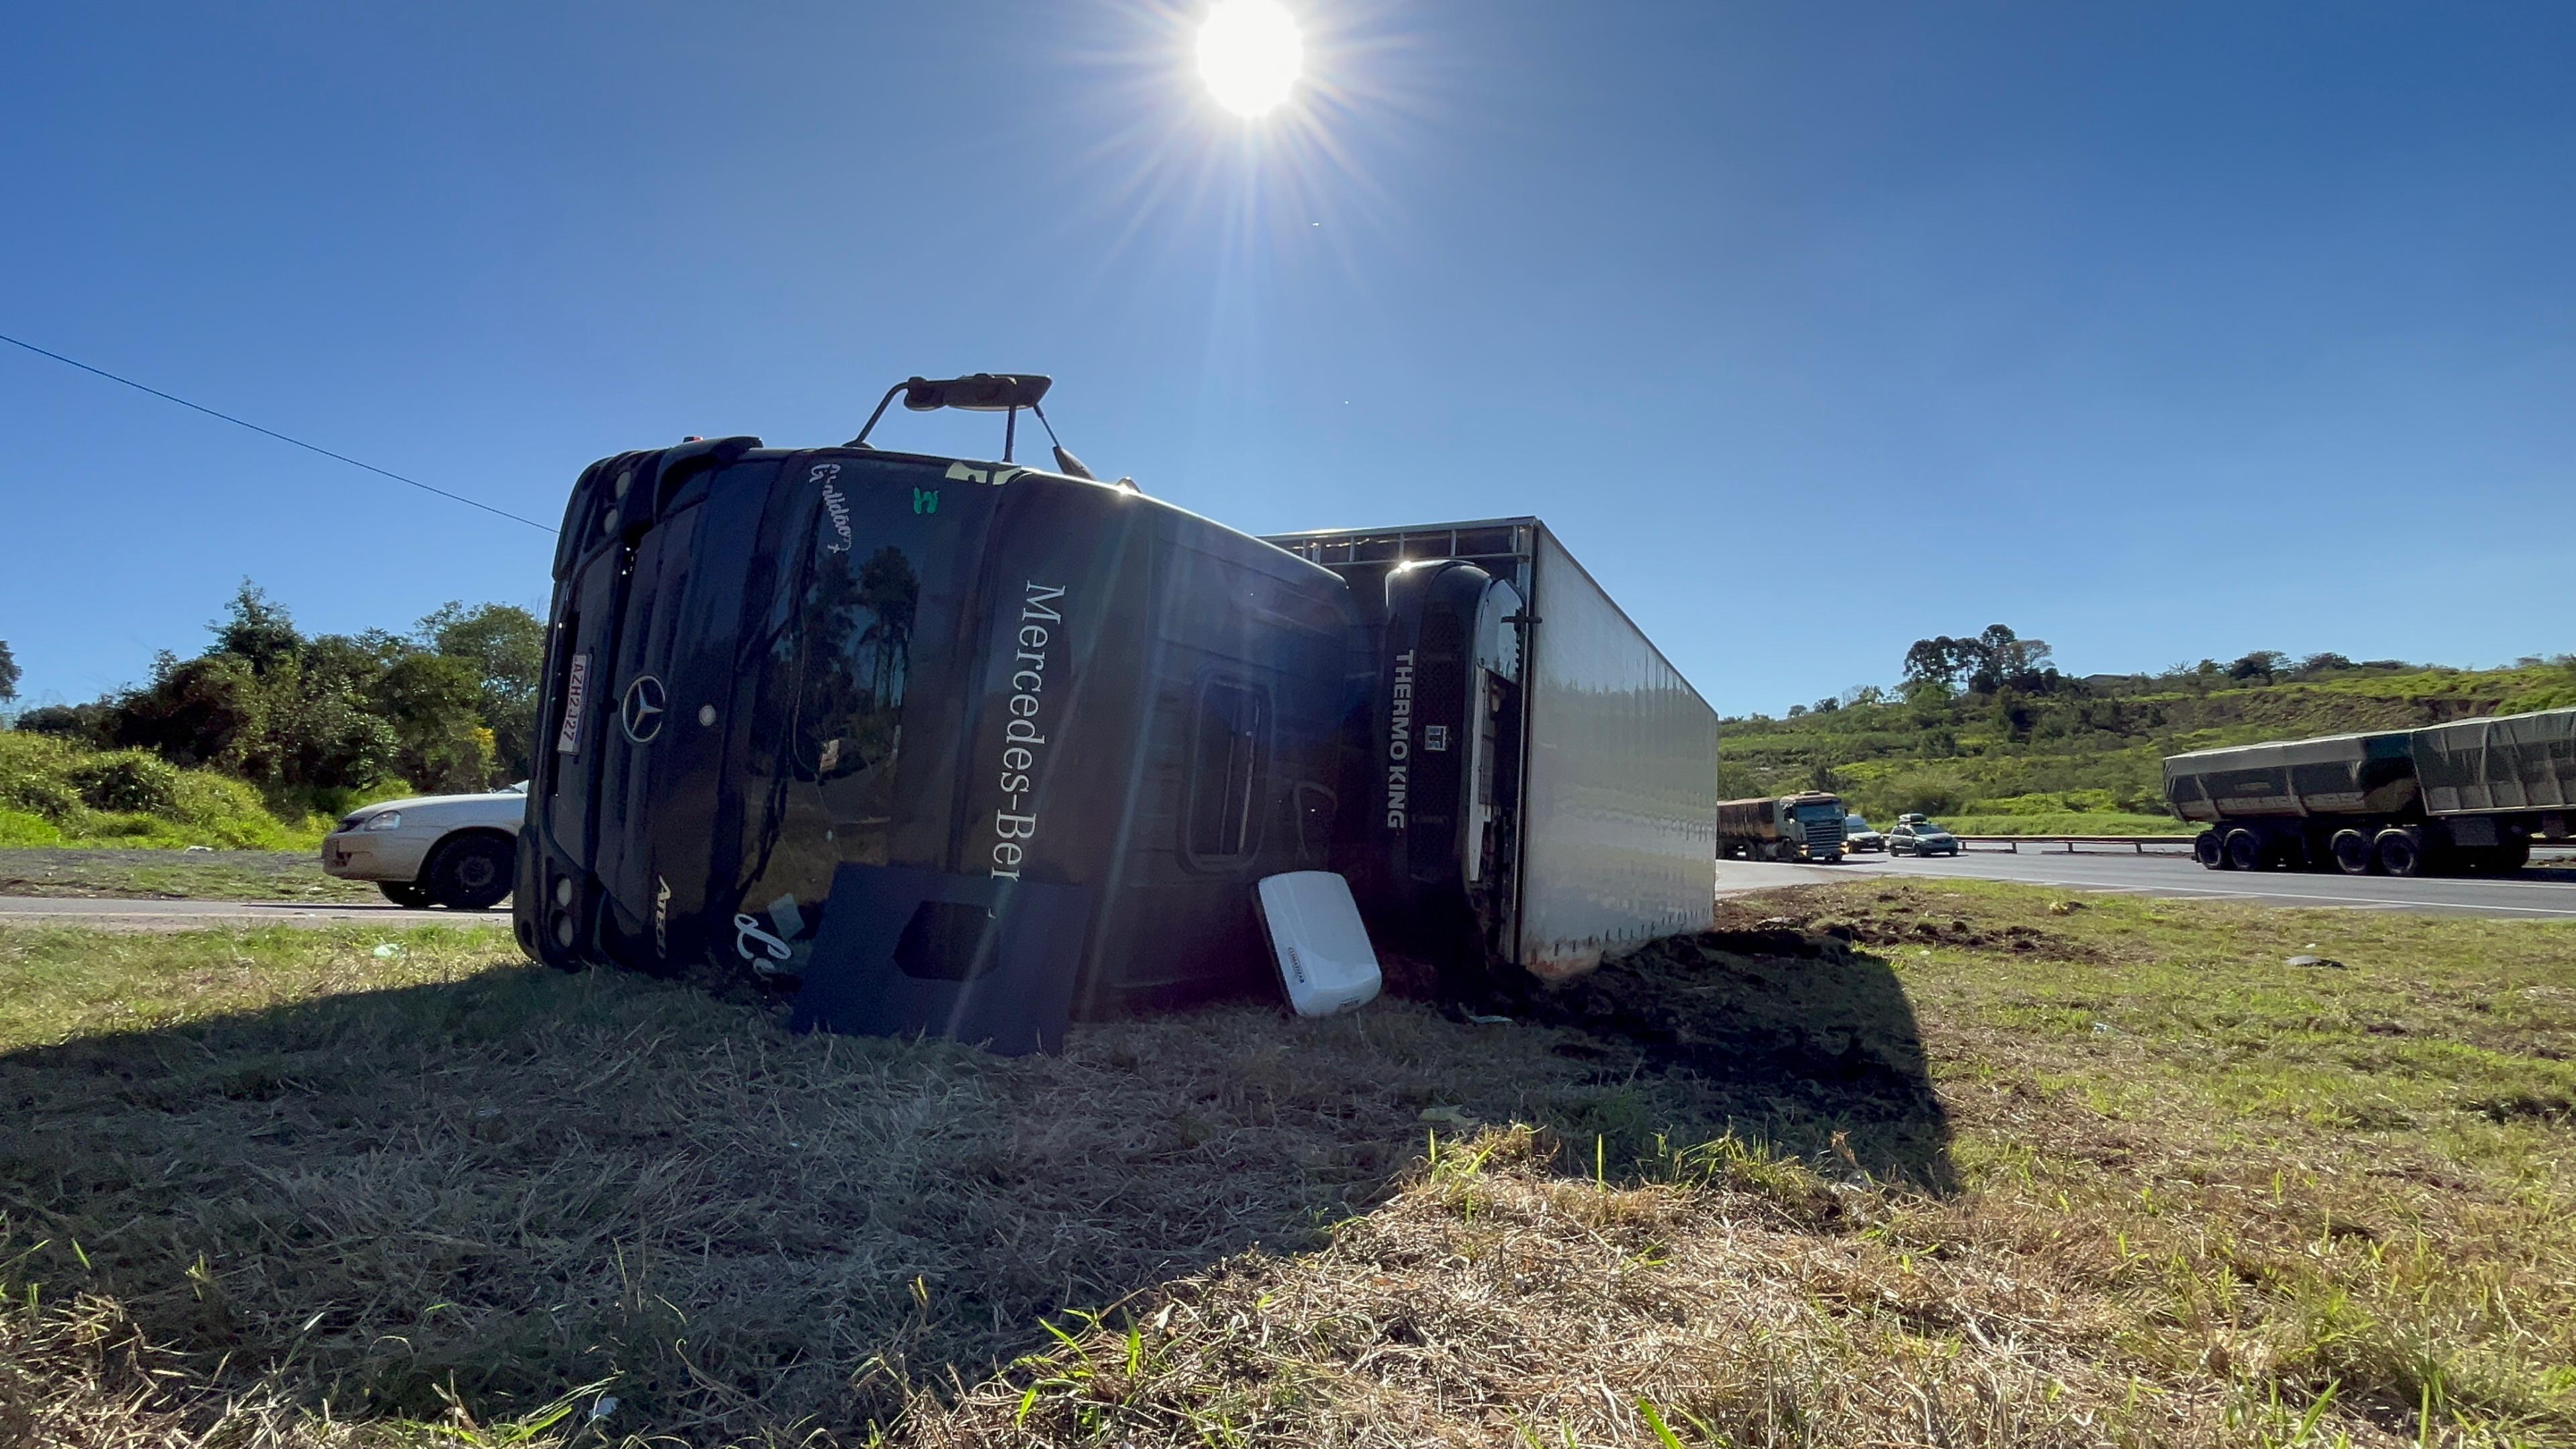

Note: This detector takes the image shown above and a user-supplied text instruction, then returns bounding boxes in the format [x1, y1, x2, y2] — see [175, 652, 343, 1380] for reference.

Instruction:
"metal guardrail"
[1954, 835, 2194, 855]
[1941, 835, 2576, 859]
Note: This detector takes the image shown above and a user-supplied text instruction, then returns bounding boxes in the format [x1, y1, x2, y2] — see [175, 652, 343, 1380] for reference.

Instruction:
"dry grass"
[1, 882, 2571, 1447]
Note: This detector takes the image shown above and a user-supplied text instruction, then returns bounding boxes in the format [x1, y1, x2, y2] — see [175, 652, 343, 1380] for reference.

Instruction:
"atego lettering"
[990, 582, 1067, 879]
[1385, 649, 1413, 828]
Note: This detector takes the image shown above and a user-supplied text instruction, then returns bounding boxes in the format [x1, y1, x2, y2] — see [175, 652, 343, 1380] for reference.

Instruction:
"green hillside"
[1721, 647, 2576, 835]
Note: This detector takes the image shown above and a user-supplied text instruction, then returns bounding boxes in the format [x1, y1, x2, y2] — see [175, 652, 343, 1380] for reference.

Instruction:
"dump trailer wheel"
[2496, 837, 2532, 873]
[2194, 831, 2225, 869]
[2223, 829, 2265, 872]
[2373, 828, 2427, 878]
[2329, 829, 2375, 875]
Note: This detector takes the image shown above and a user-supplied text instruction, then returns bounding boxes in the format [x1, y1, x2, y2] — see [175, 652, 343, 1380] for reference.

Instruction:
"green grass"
[3, 885, 2571, 1447]
[1937, 810, 2188, 835]
[0, 847, 376, 903]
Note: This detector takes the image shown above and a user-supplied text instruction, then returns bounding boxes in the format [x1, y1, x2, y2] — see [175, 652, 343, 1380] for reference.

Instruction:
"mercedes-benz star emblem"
[620, 676, 667, 744]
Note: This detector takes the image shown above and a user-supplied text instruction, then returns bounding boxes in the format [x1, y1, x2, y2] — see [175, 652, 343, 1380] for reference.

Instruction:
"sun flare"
[1197, 0, 1302, 117]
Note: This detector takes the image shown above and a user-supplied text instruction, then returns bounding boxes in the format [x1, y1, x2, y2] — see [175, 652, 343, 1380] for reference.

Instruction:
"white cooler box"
[1254, 871, 1383, 1017]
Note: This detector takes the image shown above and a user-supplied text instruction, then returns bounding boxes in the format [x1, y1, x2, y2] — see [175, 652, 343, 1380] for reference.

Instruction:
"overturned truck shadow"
[1481, 924, 1954, 1191]
[0, 927, 1949, 1442]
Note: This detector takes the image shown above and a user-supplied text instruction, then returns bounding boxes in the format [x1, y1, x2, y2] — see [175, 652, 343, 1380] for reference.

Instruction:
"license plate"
[555, 652, 592, 754]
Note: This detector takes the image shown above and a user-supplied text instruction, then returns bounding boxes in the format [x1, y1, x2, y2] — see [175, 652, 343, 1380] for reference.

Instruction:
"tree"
[2227, 650, 2290, 684]
[1904, 626, 2054, 696]
[1978, 624, 2055, 691]
[213, 582, 303, 674]
[1902, 636, 1969, 696]
[370, 652, 489, 793]
[420, 602, 545, 781]
[15, 701, 113, 742]
[0, 639, 18, 706]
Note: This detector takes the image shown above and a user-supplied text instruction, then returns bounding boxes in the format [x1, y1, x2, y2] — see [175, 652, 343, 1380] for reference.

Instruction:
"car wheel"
[425, 833, 515, 910]
[380, 881, 433, 908]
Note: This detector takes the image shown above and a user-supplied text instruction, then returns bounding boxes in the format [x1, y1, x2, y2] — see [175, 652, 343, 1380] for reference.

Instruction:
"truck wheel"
[2193, 832, 2224, 869]
[2373, 828, 2426, 878]
[2495, 837, 2532, 873]
[425, 833, 515, 910]
[2223, 829, 2265, 871]
[2328, 830, 2375, 875]
[380, 881, 433, 908]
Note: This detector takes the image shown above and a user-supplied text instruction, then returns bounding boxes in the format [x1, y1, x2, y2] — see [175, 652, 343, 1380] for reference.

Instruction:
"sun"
[1197, 0, 1302, 117]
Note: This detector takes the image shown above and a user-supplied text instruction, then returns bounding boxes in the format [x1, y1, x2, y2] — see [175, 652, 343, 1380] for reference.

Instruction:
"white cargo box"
[1255, 872, 1383, 1017]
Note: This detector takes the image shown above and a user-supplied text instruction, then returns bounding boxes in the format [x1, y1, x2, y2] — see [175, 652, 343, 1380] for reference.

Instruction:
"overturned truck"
[2163, 706, 2576, 876]
[515, 376, 1719, 1050]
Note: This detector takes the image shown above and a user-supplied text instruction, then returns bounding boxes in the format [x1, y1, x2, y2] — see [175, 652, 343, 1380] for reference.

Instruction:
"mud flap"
[788, 863, 1094, 1055]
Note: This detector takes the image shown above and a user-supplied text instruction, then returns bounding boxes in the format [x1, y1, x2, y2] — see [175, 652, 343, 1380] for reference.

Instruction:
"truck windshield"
[732, 455, 981, 943]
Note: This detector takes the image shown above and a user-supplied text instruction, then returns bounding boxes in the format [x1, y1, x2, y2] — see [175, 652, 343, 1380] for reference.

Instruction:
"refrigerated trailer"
[517, 380, 1720, 1050]
[1263, 519, 1722, 983]
[2163, 705, 2576, 876]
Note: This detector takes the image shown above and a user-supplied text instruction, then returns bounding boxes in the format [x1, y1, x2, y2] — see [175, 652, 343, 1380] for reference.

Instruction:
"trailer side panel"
[1516, 527, 1720, 981]
[2412, 708, 2576, 816]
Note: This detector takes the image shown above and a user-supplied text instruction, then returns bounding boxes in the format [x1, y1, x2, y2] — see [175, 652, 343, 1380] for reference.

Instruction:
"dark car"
[1888, 820, 1961, 857]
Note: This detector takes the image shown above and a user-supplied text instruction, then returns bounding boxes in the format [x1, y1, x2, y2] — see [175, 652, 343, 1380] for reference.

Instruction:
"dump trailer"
[1715, 792, 1848, 862]
[2163, 705, 2576, 877]
[1263, 519, 1723, 983]
[518, 380, 1720, 1053]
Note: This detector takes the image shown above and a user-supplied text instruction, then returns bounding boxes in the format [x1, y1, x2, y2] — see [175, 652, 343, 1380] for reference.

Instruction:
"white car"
[321, 784, 527, 909]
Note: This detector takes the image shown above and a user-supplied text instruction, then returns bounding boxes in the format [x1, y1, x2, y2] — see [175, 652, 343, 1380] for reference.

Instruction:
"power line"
[0, 331, 559, 535]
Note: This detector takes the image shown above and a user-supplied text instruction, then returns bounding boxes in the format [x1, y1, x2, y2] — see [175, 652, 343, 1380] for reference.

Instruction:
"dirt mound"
[1710, 888, 2096, 961]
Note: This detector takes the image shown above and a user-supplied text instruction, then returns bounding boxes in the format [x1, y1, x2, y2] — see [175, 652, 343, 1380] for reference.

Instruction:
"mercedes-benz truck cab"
[518, 376, 1362, 1044]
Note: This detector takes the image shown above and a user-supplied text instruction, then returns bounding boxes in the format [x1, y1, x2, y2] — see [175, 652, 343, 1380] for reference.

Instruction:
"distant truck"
[1717, 792, 1847, 862]
[2163, 705, 2576, 876]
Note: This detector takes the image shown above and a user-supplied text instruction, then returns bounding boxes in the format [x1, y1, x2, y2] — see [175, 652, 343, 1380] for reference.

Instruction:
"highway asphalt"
[0, 896, 510, 931]
[7, 849, 2571, 931]
[1717, 847, 2576, 918]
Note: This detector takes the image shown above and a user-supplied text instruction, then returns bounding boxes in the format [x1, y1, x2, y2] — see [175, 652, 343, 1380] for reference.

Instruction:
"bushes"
[68, 751, 180, 814]
[0, 731, 303, 850]
[1876, 769, 1968, 817]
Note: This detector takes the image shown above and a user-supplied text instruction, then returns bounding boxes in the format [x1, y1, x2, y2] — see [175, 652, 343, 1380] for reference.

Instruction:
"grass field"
[0, 847, 376, 903]
[1926, 810, 2186, 837]
[2, 883, 2571, 1447]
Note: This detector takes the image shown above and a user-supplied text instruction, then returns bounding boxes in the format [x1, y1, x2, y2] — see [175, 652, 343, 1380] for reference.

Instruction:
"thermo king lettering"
[1385, 649, 1413, 828]
[991, 582, 1067, 879]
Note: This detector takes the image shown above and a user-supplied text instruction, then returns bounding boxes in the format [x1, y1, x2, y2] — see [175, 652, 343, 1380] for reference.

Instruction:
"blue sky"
[5, 1, 2569, 716]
